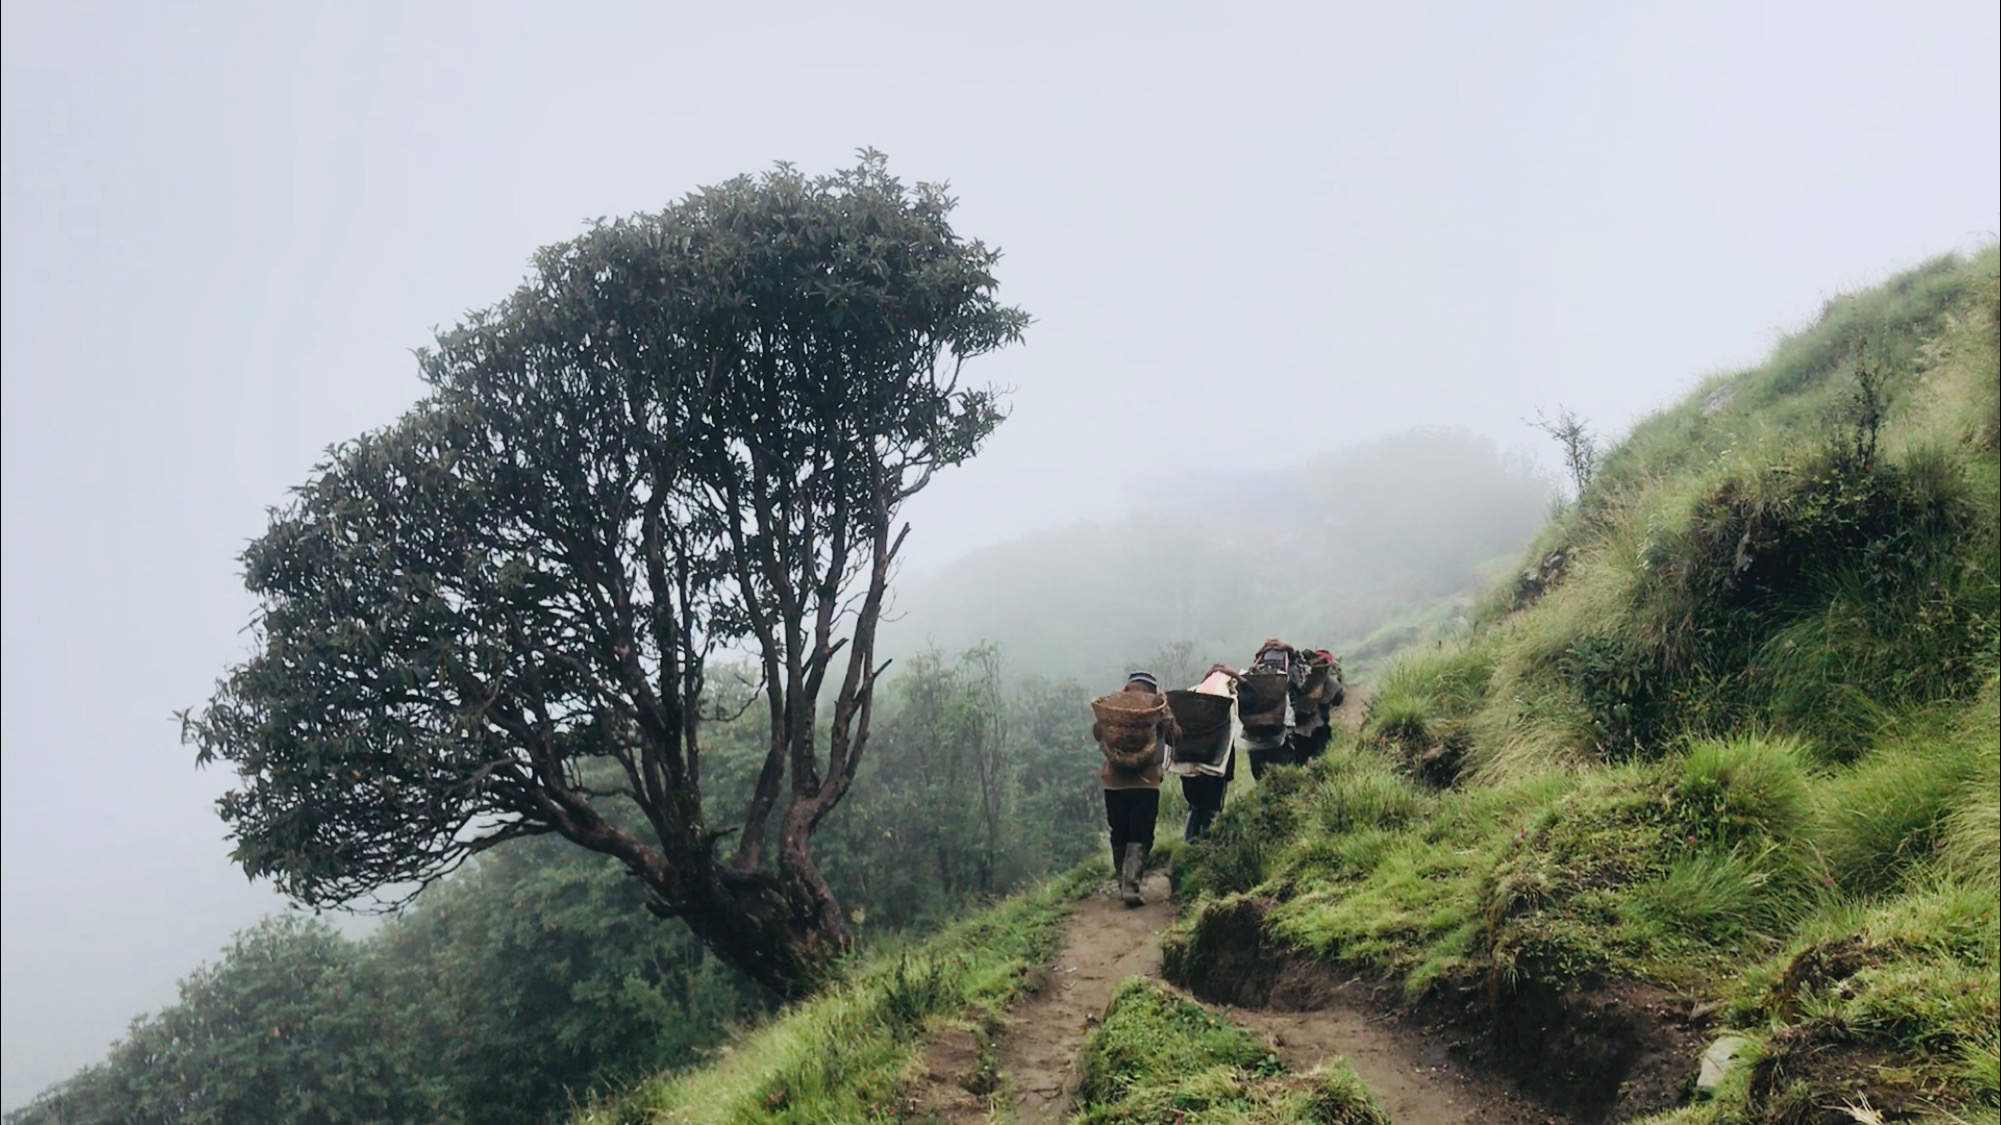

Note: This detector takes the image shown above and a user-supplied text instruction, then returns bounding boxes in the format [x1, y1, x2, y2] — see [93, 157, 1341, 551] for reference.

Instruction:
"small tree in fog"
[1530, 406, 1599, 498]
[183, 154, 1027, 999]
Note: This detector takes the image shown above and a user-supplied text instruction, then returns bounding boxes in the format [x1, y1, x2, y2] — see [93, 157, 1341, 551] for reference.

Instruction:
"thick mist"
[5, 0, 1998, 1110]
[883, 428, 1553, 682]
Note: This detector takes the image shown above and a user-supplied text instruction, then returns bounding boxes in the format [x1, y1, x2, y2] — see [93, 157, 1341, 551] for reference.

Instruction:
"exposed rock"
[1514, 548, 1571, 607]
[1696, 1034, 1750, 1096]
[1701, 384, 1737, 417]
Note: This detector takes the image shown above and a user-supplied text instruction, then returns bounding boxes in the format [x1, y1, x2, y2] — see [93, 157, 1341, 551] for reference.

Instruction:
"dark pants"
[1181, 773, 1228, 841]
[1292, 722, 1333, 765]
[1103, 787, 1160, 869]
[1247, 747, 1295, 780]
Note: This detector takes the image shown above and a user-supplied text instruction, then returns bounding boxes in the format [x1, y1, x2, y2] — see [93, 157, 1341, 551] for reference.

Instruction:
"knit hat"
[1125, 670, 1159, 691]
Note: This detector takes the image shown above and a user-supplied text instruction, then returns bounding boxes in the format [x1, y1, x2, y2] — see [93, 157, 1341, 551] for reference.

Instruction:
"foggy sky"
[3, 0, 1997, 1107]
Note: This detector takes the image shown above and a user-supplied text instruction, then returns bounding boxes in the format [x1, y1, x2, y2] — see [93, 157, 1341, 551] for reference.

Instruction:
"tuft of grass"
[575, 866, 1094, 1124]
[1816, 724, 1988, 897]
[1674, 735, 1815, 847]
[1071, 978, 1388, 1125]
[1628, 847, 1811, 942]
[1934, 679, 2001, 887]
[1732, 876, 2000, 1115]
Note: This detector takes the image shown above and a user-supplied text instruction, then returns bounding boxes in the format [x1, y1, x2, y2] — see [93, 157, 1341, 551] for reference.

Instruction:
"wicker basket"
[1237, 670, 1289, 727]
[1166, 689, 1233, 767]
[1292, 651, 1334, 708]
[1092, 692, 1167, 753]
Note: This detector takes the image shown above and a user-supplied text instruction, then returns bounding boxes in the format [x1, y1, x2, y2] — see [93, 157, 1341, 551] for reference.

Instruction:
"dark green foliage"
[7, 841, 763, 1125]
[1558, 631, 1665, 758]
[182, 153, 1028, 997]
[1507, 416, 1997, 765]
[6, 917, 439, 1125]
[370, 839, 763, 1123]
[1571, 436, 1994, 761]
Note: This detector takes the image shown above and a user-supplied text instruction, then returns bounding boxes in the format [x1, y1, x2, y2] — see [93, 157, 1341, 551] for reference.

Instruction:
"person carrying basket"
[1092, 670, 1180, 906]
[1165, 669, 1237, 841]
[1212, 638, 1308, 780]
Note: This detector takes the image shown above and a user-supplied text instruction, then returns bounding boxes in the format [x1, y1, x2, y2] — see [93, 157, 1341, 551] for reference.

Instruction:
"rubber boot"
[1120, 843, 1146, 907]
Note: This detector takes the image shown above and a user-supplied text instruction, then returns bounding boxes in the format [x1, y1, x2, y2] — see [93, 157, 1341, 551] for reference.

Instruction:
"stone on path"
[1696, 1034, 1750, 1096]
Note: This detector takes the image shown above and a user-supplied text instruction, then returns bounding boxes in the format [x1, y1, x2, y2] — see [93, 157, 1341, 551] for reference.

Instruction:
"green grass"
[1816, 692, 1994, 896]
[1674, 735, 1814, 846]
[575, 866, 1094, 1124]
[1070, 978, 1388, 1125]
[1166, 248, 2000, 1122]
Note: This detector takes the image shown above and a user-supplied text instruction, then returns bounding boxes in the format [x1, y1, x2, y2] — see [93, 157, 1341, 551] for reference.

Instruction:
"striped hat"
[1125, 670, 1159, 691]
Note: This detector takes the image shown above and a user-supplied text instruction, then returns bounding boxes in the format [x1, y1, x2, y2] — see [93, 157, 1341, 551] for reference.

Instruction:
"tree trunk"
[647, 855, 844, 1001]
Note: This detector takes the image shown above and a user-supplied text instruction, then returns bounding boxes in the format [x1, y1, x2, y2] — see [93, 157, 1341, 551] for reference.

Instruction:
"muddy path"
[1212, 990, 1563, 1124]
[920, 682, 1581, 1123]
[910, 871, 1174, 1124]
[921, 882, 1570, 1122]
[998, 873, 1176, 1123]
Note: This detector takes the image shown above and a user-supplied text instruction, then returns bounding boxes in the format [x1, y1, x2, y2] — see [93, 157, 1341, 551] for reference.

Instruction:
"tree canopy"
[184, 152, 1027, 996]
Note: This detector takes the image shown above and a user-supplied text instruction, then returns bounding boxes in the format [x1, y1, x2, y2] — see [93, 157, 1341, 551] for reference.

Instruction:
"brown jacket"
[1094, 687, 1181, 790]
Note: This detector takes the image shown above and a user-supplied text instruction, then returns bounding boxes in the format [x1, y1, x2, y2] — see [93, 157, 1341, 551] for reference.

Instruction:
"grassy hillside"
[1167, 248, 2000, 1122]
[581, 248, 1994, 1124]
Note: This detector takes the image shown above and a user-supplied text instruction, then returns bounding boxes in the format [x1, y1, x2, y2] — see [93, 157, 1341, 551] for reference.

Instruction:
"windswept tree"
[184, 153, 1028, 998]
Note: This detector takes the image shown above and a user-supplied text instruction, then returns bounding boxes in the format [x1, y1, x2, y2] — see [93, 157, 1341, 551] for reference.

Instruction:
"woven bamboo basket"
[1166, 689, 1233, 767]
[1092, 692, 1166, 753]
[1237, 670, 1289, 726]
[1292, 651, 1333, 708]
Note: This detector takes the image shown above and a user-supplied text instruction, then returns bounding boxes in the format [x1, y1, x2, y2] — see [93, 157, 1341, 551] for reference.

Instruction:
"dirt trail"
[1214, 992, 1563, 1124]
[922, 683, 1570, 1123]
[963, 862, 1559, 1125]
[998, 873, 1175, 1123]
[1333, 681, 1370, 733]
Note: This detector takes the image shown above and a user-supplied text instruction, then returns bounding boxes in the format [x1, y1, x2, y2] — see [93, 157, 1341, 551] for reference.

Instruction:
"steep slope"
[1163, 248, 2000, 1122]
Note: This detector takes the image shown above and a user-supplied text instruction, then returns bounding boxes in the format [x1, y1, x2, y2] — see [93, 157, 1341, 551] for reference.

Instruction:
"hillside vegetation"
[1166, 248, 2000, 1122]
[580, 249, 1993, 1125]
[575, 868, 1095, 1124]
